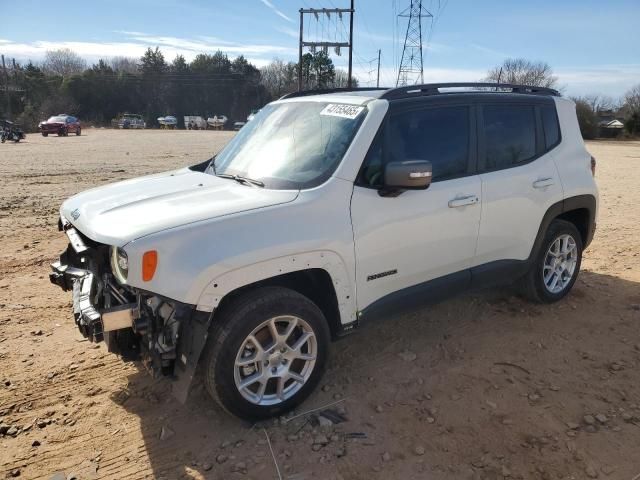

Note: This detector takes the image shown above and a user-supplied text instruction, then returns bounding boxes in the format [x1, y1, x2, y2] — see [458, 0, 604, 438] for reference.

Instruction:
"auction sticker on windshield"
[320, 104, 365, 120]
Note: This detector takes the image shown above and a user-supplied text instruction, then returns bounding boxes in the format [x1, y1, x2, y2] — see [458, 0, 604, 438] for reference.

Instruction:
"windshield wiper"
[216, 173, 265, 188]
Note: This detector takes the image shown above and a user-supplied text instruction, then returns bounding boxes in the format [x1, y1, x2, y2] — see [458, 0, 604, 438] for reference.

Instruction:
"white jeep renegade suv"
[50, 83, 598, 420]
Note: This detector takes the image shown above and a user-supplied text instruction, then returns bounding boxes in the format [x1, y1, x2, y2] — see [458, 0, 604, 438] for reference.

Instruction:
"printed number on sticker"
[320, 104, 365, 120]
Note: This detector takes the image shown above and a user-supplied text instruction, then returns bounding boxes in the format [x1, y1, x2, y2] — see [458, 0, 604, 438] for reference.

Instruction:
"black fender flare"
[528, 194, 597, 262]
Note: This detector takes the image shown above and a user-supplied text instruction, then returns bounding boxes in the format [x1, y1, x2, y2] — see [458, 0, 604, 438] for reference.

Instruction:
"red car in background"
[39, 115, 81, 137]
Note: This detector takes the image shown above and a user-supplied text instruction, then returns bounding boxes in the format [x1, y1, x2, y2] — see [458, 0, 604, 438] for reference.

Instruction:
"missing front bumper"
[50, 261, 138, 342]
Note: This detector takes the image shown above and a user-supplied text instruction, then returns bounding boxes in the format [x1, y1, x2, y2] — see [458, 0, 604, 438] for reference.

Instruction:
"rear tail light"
[590, 155, 596, 177]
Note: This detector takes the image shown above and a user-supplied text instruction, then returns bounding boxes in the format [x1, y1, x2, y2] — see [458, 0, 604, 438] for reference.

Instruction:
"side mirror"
[381, 160, 432, 196]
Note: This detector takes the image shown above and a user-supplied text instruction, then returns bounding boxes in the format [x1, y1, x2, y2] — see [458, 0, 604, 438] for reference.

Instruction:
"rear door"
[351, 100, 482, 311]
[474, 99, 564, 266]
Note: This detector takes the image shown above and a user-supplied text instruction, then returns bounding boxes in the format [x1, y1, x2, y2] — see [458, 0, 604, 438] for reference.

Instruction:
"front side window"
[359, 105, 470, 187]
[210, 101, 366, 189]
[483, 105, 536, 170]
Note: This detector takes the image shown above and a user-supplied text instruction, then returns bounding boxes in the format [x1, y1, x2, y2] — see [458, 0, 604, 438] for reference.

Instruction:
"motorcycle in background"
[1, 119, 26, 143]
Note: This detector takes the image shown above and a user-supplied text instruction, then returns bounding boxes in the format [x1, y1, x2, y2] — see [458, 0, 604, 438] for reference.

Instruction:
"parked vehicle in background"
[39, 115, 81, 137]
[49, 83, 598, 421]
[207, 115, 228, 130]
[158, 116, 178, 129]
[1, 119, 26, 143]
[118, 114, 146, 129]
[233, 121, 246, 131]
[185, 116, 208, 130]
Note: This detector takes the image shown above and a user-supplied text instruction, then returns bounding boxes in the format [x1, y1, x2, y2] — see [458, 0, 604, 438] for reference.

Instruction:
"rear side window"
[541, 104, 560, 149]
[483, 105, 536, 170]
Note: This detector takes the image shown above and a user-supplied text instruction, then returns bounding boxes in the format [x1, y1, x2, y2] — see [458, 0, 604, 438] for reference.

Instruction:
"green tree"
[299, 51, 336, 90]
[140, 47, 169, 125]
[622, 84, 640, 136]
[573, 98, 599, 140]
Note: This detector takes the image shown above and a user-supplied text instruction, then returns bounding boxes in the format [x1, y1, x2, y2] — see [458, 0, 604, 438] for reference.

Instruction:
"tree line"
[1, 47, 356, 131]
[2, 50, 638, 138]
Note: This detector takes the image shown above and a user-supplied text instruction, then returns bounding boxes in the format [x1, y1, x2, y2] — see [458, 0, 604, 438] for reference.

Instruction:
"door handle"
[533, 177, 554, 189]
[448, 195, 479, 208]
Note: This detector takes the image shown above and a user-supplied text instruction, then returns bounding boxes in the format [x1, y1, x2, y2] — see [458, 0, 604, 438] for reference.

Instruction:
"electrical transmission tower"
[396, 1, 432, 87]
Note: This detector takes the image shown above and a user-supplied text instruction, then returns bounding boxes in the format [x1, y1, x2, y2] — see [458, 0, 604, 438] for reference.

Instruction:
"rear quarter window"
[541, 104, 560, 149]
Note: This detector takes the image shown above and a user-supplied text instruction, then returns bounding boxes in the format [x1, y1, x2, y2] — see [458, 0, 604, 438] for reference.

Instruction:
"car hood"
[61, 168, 299, 246]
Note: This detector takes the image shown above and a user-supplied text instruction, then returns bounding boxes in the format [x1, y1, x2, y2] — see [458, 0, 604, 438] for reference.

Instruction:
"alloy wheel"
[542, 233, 578, 294]
[234, 315, 317, 406]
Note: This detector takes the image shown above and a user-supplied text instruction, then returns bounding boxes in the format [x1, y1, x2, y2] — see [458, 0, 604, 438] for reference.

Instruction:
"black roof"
[280, 82, 560, 101]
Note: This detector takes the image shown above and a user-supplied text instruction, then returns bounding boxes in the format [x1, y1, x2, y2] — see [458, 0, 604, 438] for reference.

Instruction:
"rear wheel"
[76, 127, 81, 136]
[520, 219, 583, 303]
[202, 287, 330, 420]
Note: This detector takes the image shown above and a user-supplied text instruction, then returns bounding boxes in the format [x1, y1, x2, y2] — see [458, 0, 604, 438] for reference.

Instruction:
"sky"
[1, 0, 639, 98]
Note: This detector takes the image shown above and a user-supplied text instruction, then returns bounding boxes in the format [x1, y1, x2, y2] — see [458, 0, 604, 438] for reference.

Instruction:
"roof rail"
[380, 82, 560, 100]
[279, 87, 389, 100]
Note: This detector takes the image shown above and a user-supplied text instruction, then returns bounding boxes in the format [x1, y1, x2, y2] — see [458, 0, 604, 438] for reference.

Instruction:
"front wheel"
[76, 127, 81, 136]
[520, 219, 583, 303]
[202, 287, 330, 420]
[42, 132, 48, 137]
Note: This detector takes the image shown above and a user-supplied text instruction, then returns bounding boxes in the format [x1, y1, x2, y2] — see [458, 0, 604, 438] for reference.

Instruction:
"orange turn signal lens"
[142, 250, 158, 282]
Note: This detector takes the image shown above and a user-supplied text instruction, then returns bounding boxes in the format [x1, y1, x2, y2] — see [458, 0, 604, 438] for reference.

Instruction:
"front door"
[351, 103, 482, 312]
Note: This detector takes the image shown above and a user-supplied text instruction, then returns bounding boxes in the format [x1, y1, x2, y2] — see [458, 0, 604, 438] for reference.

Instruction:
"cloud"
[351, 63, 640, 97]
[259, 0, 293, 23]
[469, 43, 511, 58]
[275, 26, 299, 39]
[0, 32, 296, 66]
[556, 64, 640, 97]
[351, 65, 485, 88]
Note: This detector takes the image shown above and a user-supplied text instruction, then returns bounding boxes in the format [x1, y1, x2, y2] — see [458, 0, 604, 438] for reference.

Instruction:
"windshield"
[48, 116, 67, 122]
[209, 101, 367, 189]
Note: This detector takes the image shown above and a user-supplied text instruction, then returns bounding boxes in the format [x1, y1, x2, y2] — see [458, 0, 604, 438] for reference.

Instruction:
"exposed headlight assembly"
[110, 246, 129, 283]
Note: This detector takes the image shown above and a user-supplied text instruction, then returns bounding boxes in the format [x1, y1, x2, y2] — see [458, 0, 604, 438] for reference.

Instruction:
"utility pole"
[298, 8, 304, 92]
[348, 0, 354, 88]
[297, 4, 355, 91]
[1, 55, 9, 118]
[396, 1, 432, 87]
[376, 49, 381, 88]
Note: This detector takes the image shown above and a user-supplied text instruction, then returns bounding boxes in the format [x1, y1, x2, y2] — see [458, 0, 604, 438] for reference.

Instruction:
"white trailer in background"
[207, 115, 228, 130]
[184, 116, 208, 130]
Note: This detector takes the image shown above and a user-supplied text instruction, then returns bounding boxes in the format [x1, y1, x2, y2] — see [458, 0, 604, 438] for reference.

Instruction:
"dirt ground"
[1, 129, 639, 480]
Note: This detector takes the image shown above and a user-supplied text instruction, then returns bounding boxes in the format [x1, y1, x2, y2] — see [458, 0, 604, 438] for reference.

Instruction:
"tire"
[520, 219, 583, 303]
[76, 128, 81, 136]
[42, 132, 48, 137]
[202, 286, 330, 420]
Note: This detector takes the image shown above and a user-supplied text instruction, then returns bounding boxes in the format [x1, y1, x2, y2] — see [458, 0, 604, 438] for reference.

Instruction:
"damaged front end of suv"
[49, 214, 211, 402]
